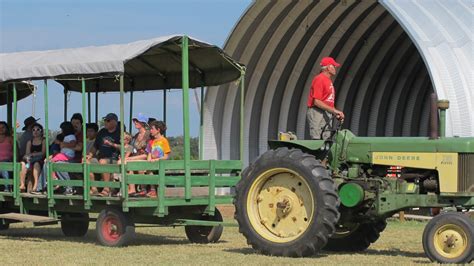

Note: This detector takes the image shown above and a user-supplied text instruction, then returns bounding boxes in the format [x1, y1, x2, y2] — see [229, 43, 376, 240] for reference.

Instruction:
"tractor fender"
[268, 140, 327, 155]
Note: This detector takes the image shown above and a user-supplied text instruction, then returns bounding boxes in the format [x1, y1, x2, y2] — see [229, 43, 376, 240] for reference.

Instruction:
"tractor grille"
[458, 153, 474, 192]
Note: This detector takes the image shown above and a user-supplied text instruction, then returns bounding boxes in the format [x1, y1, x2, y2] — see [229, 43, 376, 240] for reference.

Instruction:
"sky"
[0, 0, 251, 136]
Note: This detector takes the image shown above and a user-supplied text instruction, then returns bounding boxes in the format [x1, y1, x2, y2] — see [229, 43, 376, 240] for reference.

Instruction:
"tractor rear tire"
[185, 208, 224, 243]
[323, 220, 387, 252]
[0, 223, 9, 230]
[61, 213, 90, 237]
[96, 208, 135, 247]
[422, 212, 473, 264]
[234, 147, 340, 257]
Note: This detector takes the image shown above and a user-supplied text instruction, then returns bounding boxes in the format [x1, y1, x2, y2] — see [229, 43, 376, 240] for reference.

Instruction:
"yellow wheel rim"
[246, 168, 314, 243]
[433, 224, 469, 259]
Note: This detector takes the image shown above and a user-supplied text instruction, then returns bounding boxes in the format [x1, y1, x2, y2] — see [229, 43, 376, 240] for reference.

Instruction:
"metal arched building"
[204, 0, 473, 165]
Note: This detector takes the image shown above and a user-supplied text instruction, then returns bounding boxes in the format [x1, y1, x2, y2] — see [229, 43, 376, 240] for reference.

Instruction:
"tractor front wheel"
[185, 208, 224, 243]
[96, 208, 135, 247]
[234, 147, 340, 257]
[323, 220, 387, 251]
[422, 212, 473, 263]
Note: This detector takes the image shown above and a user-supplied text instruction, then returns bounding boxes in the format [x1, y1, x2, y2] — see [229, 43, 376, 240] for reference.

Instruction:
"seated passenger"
[119, 113, 150, 195]
[19, 123, 46, 193]
[85, 123, 100, 195]
[35, 122, 76, 195]
[18, 116, 39, 159]
[69, 113, 84, 162]
[134, 120, 170, 198]
[0, 121, 14, 192]
[88, 113, 121, 197]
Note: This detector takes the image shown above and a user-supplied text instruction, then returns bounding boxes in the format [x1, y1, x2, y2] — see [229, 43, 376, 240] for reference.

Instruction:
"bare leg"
[99, 159, 110, 194]
[32, 162, 41, 191]
[19, 162, 27, 190]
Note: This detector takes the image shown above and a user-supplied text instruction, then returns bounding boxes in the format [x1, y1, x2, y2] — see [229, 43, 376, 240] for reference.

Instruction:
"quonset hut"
[204, 0, 473, 164]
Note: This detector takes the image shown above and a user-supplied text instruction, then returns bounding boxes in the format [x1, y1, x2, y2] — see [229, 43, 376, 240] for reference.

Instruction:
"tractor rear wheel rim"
[433, 224, 468, 259]
[102, 216, 122, 243]
[247, 168, 314, 243]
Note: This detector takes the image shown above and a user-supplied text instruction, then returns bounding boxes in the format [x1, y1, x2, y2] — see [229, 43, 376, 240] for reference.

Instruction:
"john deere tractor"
[234, 98, 473, 263]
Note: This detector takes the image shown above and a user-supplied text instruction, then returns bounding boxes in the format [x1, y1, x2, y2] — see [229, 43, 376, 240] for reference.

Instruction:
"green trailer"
[0, 35, 245, 246]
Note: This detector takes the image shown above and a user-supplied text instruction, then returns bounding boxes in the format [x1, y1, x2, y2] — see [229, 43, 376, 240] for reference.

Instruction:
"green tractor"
[234, 98, 474, 263]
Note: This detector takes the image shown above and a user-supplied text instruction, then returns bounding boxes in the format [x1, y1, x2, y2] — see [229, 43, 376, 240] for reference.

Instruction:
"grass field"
[0, 210, 433, 265]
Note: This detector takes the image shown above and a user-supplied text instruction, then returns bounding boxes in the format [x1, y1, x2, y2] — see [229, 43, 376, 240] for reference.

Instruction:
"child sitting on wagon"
[144, 120, 170, 197]
[129, 120, 170, 197]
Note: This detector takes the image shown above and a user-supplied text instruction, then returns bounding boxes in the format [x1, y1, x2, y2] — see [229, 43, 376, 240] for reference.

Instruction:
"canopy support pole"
[129, 89, 134, 133]
[63, 87, 68, 122]
[6, 86, 12, 128]
[87, 92, 91, 123]
[181, 36, 191, 200]
[43, 80, 52, 203]
[199, 86, 204, 160]
[12, 83, 18, 203]
[95, 82, 99, 123]
[163, 90, 167, 133]
[119, 75, 127, 204]
[81, 78, 90, 207]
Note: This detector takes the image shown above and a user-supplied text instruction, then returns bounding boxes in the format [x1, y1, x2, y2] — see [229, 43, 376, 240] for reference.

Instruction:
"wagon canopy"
[0, 35, 243, 92]
[0, 82, 35, 106]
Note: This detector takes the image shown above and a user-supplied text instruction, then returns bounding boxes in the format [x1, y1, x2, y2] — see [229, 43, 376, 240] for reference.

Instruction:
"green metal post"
[200, 86, 204, 160]
[43, 80, 52, 203]
[120, 75, 127, 203]
[158, 159, 165, 216]
[240, 71, 245, 163]
[163, 90, 167, 133]
[12, 84, 18, 202]
[129, 90, 134, 133]
[87, 92, 91, 123]
[181, 36, 191, 200]
[63, 88, 68, 122]
[6, 87, 12, 128]
[81, 79, 90, 206]
[95, 91, 99, 123]
[208, 160, 216, 215]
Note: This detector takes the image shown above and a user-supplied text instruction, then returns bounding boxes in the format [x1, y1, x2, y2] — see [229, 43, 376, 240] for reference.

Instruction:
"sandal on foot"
[98, 190, 110, 197]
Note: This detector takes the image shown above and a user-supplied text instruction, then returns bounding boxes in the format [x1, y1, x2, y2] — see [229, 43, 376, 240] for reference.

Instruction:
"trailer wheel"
[423, 212, 473, 263]
[234, 147, 340, 257]
[96, 208, 135, 247]
[61, 213, 89, 237]
[323, 220, 387, 251]
[185, 208, 223, 243]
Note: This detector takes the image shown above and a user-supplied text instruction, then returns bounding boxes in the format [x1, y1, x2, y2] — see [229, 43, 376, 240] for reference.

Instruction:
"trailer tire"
[96, 208, 135, 247]
[423, 212, 473, 264]
[323, 220, 387, 251]
[61, 213, 89, 237]
[185, 208, 223, 243]
[234, 147, 340, 257]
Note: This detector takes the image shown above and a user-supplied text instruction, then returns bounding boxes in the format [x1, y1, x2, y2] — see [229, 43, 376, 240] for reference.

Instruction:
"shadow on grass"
[224, 247, 328, 258]
[0, 227, 198, 246]
[322, 248, 426, 259]
[224, 247, 426, 260]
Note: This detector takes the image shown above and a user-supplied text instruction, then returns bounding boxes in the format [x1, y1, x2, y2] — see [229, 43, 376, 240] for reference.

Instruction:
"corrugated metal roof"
[204, 0, 473, 164]
[380, 0, 473, 137]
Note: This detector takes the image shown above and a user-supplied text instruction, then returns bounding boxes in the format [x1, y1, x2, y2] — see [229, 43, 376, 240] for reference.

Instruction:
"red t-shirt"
[307, 73, 335, 108]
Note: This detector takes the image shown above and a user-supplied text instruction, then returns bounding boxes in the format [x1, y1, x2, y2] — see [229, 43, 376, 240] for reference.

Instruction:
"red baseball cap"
[320, 57, 340, 67]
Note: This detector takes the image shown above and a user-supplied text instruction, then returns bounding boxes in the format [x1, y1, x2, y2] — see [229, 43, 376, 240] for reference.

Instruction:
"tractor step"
[0, 213, 57, 223]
